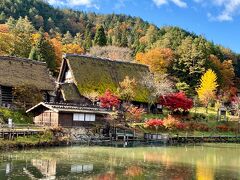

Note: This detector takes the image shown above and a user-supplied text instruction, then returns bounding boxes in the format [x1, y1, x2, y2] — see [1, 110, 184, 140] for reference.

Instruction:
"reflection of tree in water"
[95, 171, 116, 180]
[196, 161, 214, 180]
[124, 165, 143, 177]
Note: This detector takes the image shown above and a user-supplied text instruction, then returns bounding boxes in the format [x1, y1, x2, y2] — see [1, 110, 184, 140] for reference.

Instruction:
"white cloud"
[153, 0, 168, 6]
[215, 0, 240, 21]
[195, 0, 240, 21]
[171, 0, 187, 7]
[46, 0, 98, 8]
[153, 0, 187, 8]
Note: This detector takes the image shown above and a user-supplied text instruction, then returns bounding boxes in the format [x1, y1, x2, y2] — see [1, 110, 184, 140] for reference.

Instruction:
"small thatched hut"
[0, 56, 55, 107]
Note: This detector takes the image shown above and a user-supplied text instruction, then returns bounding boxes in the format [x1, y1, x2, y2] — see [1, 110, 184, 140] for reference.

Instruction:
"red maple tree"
[159, 92, 193, 112]
[145, 119, 164, 127]
[99, 89, 120, 109]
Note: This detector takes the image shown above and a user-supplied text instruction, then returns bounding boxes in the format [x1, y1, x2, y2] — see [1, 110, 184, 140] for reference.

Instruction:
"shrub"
[176, 122, 187, 131]
[229, 127, 237, 132]
[163, 115, 181, 131]
[216, 125, 229, 132]
[196, 123, 209, 132]
[185, 122, 209, 132]
[145, 119, 164, 128]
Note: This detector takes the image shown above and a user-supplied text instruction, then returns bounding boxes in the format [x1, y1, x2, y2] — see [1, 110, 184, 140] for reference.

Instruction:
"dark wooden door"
[59, 113, 73, 127]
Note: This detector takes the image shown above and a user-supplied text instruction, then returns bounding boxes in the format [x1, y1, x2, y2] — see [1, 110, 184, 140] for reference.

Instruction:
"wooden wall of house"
[0, 86, 2, 106]
[34, 110, 59, 126]
[58, 112, 106, 127]
[0, 86, 13, 107]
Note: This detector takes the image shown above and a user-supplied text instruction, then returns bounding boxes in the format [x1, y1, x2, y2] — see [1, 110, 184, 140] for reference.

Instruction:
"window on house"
[73, 113, 96, 121]
[73, 113, 85, 121]
[85, 114, 95, 121]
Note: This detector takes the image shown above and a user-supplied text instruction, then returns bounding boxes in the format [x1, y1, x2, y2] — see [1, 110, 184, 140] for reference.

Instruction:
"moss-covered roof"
[61, 54, 150, 103]
[0, 56, 55, 90]
[60, 83, 82, 102]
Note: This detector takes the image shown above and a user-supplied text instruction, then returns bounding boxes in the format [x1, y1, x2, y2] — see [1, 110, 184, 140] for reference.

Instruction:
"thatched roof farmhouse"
[0, 56, 55, 107]
[56, 54, 150, 105]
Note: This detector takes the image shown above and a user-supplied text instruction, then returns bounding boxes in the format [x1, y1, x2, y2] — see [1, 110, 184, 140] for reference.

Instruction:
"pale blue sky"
[47, 0, 240, 53]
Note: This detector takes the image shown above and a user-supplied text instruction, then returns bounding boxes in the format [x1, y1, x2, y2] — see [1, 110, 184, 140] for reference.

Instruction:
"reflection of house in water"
[31, 159, 56, 179]
[71, 164, 93, 173]
[31, 159, 94, 178]
[5, 163, 11, 175]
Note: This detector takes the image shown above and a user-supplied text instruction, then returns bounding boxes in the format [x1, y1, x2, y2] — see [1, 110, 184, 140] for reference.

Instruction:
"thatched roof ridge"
[0, 56, 55, 91]
[64, 54, 149, 68]
[59, 54, 150, 103]
[0, 56, 47, 65]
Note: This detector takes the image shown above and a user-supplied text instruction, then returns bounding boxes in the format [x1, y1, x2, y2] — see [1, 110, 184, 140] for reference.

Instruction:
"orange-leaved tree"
[209, 55, 235, 90]
[62, 43, 84, 54]
[51, 37, 63, 70]
[135, 48, 174, 74]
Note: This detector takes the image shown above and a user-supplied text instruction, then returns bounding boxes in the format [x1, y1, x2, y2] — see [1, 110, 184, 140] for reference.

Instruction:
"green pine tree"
[29, 32, 56, 71]
[94, 25, 107, 46]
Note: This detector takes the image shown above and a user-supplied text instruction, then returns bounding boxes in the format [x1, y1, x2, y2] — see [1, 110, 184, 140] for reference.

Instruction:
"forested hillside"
[0, 0, 240, 97]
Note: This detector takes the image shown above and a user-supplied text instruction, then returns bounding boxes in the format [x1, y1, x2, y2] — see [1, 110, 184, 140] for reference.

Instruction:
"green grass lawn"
[190, 106, 239, 121]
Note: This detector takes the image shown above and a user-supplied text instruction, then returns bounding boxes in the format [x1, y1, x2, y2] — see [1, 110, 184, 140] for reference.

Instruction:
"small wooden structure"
[0, 129, 43, 140]
[0, 56, 55, 107]
[217, 106, 227, 121]
[26, 102, 112, 127]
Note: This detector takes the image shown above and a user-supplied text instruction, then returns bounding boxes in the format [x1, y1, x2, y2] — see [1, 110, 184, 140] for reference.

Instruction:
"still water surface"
[0, 143, 240, 179]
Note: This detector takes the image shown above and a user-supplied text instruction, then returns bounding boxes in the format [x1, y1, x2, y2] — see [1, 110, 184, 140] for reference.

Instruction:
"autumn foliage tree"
[197, 69, 218, 113]
[209, 55, 235, 90]
[99, 89, 120, 109]
[51, 37, 63, 70]
[159, 92, 193, 112]
[142, 73, 174, 110]
[118, 76, 137, 103]
[145, 119, 164, 132]
[136, 48, 174, 74]
[125, 105, 145, 122]
[62, 43, 84, 54]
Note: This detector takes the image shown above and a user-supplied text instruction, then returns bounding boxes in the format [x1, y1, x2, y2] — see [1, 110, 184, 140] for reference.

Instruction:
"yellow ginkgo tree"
[197, 69, 218, 114]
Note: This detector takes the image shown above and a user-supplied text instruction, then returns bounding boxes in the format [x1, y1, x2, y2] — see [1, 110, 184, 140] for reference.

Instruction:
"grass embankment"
[0, 130, 71, 151]
[0, 131, 54, 150]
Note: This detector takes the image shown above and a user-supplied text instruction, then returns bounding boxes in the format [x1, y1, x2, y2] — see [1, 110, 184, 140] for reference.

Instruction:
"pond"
[0, 143, 240, 179]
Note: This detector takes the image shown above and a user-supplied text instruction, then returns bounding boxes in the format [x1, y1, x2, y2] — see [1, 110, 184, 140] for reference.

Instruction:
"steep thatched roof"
[58, 54, 150, 102]
[0, 56, 55, 90]
[60, 83, 82, 102]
